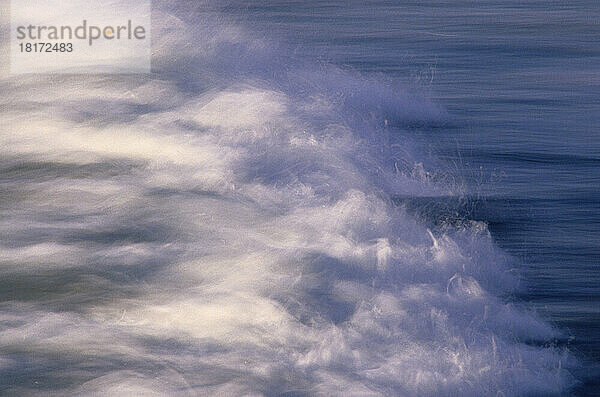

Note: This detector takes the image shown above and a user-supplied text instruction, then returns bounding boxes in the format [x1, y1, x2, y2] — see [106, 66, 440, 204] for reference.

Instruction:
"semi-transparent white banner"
[10, 0, 151, 74]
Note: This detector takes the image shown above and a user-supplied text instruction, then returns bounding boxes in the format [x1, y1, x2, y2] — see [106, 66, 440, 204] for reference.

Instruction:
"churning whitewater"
[0, 2, 576, 396]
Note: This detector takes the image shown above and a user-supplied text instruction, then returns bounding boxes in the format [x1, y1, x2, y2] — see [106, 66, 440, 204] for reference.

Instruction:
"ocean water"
[0, 1, 598, 396]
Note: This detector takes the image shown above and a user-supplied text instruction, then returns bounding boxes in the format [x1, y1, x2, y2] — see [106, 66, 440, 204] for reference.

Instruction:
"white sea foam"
[0, 2, 576, 395]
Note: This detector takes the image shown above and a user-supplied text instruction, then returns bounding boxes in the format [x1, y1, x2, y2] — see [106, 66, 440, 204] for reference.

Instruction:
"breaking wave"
[0, 2, 577, 395]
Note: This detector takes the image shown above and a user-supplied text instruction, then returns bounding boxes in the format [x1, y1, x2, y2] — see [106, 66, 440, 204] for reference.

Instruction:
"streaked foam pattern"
[0, 3, 577, 396]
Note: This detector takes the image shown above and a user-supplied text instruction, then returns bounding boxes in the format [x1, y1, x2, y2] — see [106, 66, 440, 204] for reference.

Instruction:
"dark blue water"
[224, 0, 600, 393]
